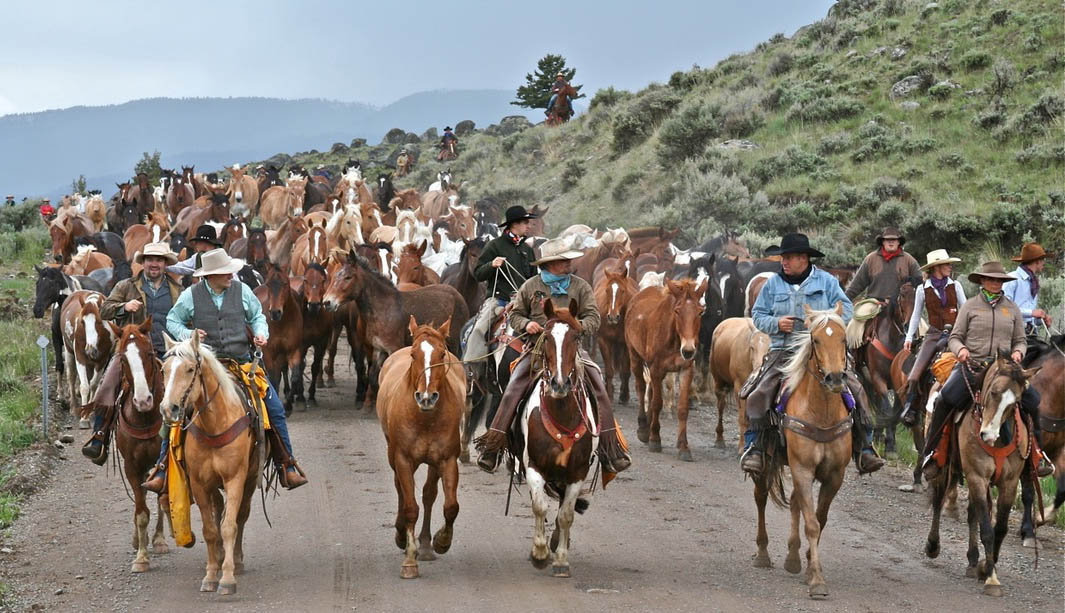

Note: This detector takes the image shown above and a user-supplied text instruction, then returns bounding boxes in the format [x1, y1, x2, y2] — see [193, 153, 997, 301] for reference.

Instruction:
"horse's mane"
[166, 338, 240, 408]
[349, 253, 395, 288]
[782, 309, 847, 394]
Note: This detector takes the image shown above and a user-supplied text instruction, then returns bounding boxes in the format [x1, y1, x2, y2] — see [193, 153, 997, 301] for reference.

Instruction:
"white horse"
[428, 169, 453, 193]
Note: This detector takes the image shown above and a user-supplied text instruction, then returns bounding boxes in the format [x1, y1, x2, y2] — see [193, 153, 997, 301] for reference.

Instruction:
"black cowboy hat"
[764, 233, 826, 258]
[498, 205, 538, 228]
[876, 227, 906, 246]
[190, 224, 222, 247]
[444, 126, 453, 131]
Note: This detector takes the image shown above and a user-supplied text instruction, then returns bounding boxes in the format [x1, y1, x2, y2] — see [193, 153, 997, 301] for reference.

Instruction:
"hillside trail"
[1, 344, 1061, 612]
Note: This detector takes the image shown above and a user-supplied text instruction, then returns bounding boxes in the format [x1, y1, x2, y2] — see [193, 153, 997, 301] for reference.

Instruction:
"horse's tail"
[763, 430, 789, 508]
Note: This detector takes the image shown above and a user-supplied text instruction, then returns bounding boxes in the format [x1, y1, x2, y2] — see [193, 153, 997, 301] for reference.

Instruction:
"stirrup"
[739, 446, 764, 476]
[857, 449, 885, 475]
[477, 449, 501, 474]
[279, 461, 308, 490]
[921, 453, 941, 480]
[141, 463, 167, 494]
[82, 434, 109, 466]
[1036, 452, 1055, 478]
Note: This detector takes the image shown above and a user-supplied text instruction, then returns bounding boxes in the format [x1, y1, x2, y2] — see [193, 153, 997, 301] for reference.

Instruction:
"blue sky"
[0, 0, 835, 116]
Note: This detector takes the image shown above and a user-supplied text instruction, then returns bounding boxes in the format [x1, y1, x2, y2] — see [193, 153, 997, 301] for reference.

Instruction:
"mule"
[625, 279, 707, 461]
[377, 317, 464, 578]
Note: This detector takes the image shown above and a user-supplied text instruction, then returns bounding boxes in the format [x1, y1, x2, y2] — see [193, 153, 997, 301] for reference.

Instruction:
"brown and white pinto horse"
[624, 279, 707, 461]
[111, 319, 170, 573]
[594, 265, 638, 403]
[49, 211, 95, 263]
[60, 290, 117, 410]
[377, 317, 464, 579]
[159, 334, 260, 595]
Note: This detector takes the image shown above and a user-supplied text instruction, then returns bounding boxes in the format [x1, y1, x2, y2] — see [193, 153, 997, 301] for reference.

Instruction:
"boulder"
[899, 101, 921, 111]
[403, 132, 421, 144]
[483, 124, 502, 137]
[455, 120, 476, 136]
[891, 46, 908, 61]
[382, 128, 407, 145]
[331, 142, 348, 154]
[921, 2, 940, 18]
[891, 75, 924, 99]
[420, 127, 438, 142]
[716, 139, 760, 151]
[350, 138, 367, 148]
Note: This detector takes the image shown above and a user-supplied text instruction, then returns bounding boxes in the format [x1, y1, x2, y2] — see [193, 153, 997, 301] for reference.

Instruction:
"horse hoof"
[713, 439, 726, 449]
[417, 547, 437, 561]
[885, 451, 898, 461]
[784, 556, 801, 574]
[678, 448, 693, 462]
[130, 561, 149, 573]
[1022, 537, 1037, 549]
[925, 540, 940, 559]
[458, 450, 471, 464]
[200, 580, 218, 592]
[982, 583, 1002, 597]
[529, 552, 551, 569]
[78, 418, 91, 430]
[552, 564, 571, 578]
[152, 543, 169, 555]
[752, 552, 773, 568]
[218, 582, 236, 596]
[809, 582, 829, 599]
[648, 440, 662, 453]
[965, 566, 977, 578]
[400, 564, 419, 579]
[898, 483, 915, 493]
[976, 560, 989, 580]
[636, 427, 649, 444]
[432, 530, 453, 554]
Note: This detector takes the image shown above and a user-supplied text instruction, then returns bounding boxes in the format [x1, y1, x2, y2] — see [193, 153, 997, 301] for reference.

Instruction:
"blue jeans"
[546, 94, 571, 114]
[154, 378, 294, 471]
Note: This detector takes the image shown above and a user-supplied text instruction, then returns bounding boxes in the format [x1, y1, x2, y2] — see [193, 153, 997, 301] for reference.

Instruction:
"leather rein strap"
[780, 414, 853, 443]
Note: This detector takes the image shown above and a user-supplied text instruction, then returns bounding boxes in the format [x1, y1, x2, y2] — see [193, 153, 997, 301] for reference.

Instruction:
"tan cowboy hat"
[193, 248, 245, 277]
[532, 237, 584, 266]
[134, 242, 178, 265]
[967, 261, 1014, 284]
[1011, 242, 1052, 263]
[920, 248, 961, 271]
[852, 298, 883, 322]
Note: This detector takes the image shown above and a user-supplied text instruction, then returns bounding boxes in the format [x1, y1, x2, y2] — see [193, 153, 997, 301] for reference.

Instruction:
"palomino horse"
[260, 178, 307, 229]
[227, 166, 261, 218]
[708, 317, 769, 451]
[322, 250, 469, 409]
[546, 82, 579, 125]
[111, 319, 170, 572]
[752, 303, 851, 599]
[515, 299, 599, 577]
[594, 264, 638, 403]
[377, 317, 464, 579]
[49, 211, 95, 263]
[1020, 335, 1064, 544]
[440, 237, 486, 320]
[925, 357, 1041, 597]
[254, 264, 304, 415]
[625, 279, 707, 461]
[85, 194, 107, 232]
[60, 291, 116, 411]
[159, 334, 261, 596]
[396, 241, 440, 287]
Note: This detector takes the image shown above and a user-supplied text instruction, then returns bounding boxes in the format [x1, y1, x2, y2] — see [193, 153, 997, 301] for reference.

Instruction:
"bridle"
[805, 319, 845, 390]
[540, 320, 581, 389]
[164, 351, 218, 429]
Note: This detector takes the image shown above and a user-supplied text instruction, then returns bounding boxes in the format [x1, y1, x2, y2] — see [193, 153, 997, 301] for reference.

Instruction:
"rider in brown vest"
[899, 249, 967, 425]
[845, 227, 922, 301]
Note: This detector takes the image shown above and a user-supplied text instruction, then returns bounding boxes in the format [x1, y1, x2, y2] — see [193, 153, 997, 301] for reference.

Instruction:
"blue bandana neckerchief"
[540, 270, 571, 296]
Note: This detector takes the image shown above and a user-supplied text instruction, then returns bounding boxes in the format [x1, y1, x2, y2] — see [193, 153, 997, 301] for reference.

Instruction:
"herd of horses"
[29, 161, 1065, 599]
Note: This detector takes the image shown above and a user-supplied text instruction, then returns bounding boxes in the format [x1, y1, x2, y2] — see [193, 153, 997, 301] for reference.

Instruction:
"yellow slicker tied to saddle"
[168, 361, 271, 548]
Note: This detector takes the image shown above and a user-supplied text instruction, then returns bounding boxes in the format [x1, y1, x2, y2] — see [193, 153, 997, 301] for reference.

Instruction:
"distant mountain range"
[0, 90, 540, 198]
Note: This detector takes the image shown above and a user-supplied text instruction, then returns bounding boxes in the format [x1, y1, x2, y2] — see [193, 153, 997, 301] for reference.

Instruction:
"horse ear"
[708, 252, 716, 267]
[694, 278, 709, 298]
[348, 248, 358, 264]
[107, 321, 121, 341]
[1022, 365, 1042, 380]
[567, 297, 579, 315]
[190, 330, 200, 350]
[437, 317, 451, 339]
[543, 298, 556, 320]
[666, 279, 683, 297]
[139, 316, 153, 334]
[416, 241, 427, 257]
[408, 314, 418, 338]
[834, 300, 844, 317]
[164, 333, 177, 352]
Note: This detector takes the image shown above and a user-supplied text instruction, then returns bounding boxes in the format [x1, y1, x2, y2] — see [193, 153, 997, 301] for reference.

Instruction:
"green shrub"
[959, 49, 992, 71]
[1023, 33, 1043, 52]
[767, 52, 795, 77]
[851, 121, 896, 162]
[927, 83, 954, 100]
[612, 171, 644, 203]
[818, 131, 853, 155]
[751, 146, 828, 184]
[0, 201, 44, 233]
[899, 138, 938, 154]
[590, 87, 631, 110]
[656, 98, 723, 163]
[884, 18, 900, 30]
[937, 152, 967, 168]
[1015, 144, 1065, 167]
[560, 160, 585, 192]
[973, 107, 1006, 129]
[988, 8, 1011, 26]
[610, 111, 645, 154]
[611, 88, 682, 154]
[786, 96, 863, 123]
[0, 227, 48, 269]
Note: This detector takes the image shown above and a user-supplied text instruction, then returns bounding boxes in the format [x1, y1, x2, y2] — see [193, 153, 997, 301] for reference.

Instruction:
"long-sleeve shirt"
[508, 274, 600, 337]
[845, 249, 922, 300]
[752, 266, 853, 351]
[166, 280, 268, 342]
[1003, 266, 1039, 325]
[905, 277, 967, 342]
[947, 293, 1026, 360]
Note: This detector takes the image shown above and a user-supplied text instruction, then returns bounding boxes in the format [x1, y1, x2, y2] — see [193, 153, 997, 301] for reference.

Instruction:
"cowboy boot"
[584, 364, 631, 473]
[899, 382, 919, 427]
[280, 460, 309, 490]
[80, 405, 111, 466]
[844, 389, 884, 475]
[739, 422, 767, 477]
[475, 355, 533, 473]
[142, 462, 167, 494]
[268, 427, 309, 490]
[1030, 419, 1055, 478]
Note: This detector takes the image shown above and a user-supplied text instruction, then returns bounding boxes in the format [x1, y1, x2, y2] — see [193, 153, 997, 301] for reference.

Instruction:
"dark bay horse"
[1020, 334, 1065, 545]
[440, 237, 486, 319]
[377, 317, 464, 578]
[254, 264, 304, 414]
[296, 263, 334, 406]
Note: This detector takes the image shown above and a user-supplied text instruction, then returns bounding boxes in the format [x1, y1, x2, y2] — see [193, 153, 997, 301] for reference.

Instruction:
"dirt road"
[1, 361, 1061, 612]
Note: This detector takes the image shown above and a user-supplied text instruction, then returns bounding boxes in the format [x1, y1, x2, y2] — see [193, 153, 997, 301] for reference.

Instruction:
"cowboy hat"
[920, 248, 961, 271]
[193, 248, 245, 277]
[498, 205, 538, 228]
[556, 72, 565, 77]
[852, 298, 883, 322]
[532, 237, 584, 266]
[1011, 242, 1052, 263]
[876, 227, 906, 246]
[764, 233, 826, 258]
[134, 242, 178, 265]
[967, 261, 1014, 284]
[190, 224, 222, 247]
[444, 126, 452, 131]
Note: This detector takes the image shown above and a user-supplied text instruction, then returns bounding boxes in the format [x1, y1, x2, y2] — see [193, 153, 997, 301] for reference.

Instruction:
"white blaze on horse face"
[125, 341, 150, 405]
[695, 268, 709, 306]
[610, 283, 618, 314]
[83, 313, 98, 351]
[378, 249, 390, 278]
[152, 224, 160, 243]
[982, 389, 1016, 442]
[420, 340, 434, 390]
[373, 209, 383, 227]
[551, 323, 569, 379]
[312, 231, 321, 258]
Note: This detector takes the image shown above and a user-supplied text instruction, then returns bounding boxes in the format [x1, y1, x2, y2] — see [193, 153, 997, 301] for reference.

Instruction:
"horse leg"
[195, 488, 222, 592]
[992, 477, 1018, 567]
[323, 324, 340, 388]
[617, 344, 631, 405]
[925, 473, 948, 559]
[712, 376, 726, 449]
[792, 466, 828, 599]
[392, 458, 420, 579]
[76, 360, 91, 409]
[417, 465, 440, 561]
[630, 352, 648, 443]
[909, 420, 926, 492]
[551, 481, 582, 578]
[526, 467, 551, 569]
[286, 352, 301, 413]
[647, 367, 665, 453]
[752, 477, 772, 568]
[976, 482, 1003, 596]
[309, 338, 327, 404]
[432, 458, 459, 555]
[1039, 472, 1065, 527]
[152, 494, 169, 554]
[597, 337, 615, 402]
[784, 479, 803, 575]
[127, 462, 151, 573]
[1019, 474, 1037, 547]
[736, 391, 748, 454]
[675, 364, 694, 461]
[233, 473, 256, 576]
[964, 495, 981, 577]
[217, 476, 246, 595]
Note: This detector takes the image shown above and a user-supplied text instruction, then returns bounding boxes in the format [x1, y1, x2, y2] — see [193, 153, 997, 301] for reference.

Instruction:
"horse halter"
[805, 321, 844, 390]
[166, 352, 213, 428]
[540, 321, 580, 388]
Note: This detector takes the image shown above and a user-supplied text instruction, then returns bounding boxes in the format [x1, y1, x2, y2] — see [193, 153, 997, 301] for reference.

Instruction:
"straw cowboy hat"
[134, 242, 178, 265]
[193, 248, 245, 277]
[852, 298, 883, 322]
[764, 233, 826, 258]
[967, 261, 1015, 284]
[532, 237, 584, 266]
[920, 248, 961, 271]
[1011, 242, 1052, 264]
[876, 227, 905, 246]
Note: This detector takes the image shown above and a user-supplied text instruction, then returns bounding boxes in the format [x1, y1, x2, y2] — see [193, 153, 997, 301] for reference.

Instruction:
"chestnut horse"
[888, 346, 932, 493]
[227, 166, 260, 218]
[1021, 335, 1065, 541]
[594, 264, 638, 404]
[322, 250, 469, 409]
[625, 279, 707, 461]
[753, 303, 851, 599]
[159, 334, 260, 595]
[377, 317, 464, 579]
[254, 264, 304, 414]
[546, 82, 578, 125]
[49, 211, 95, 263]
[266, 214, 309, 270]
[111, 319, 170, 572]
[290, 220, 330, 277]
[261, 178, 307, 229]
[167, 172, 196, 220]
[925, 357, 1041, 597]
[709, 317, 769, 451]
[396, 241, 440, 287]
